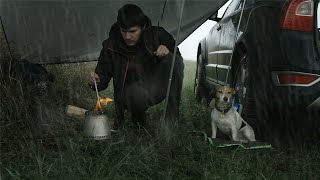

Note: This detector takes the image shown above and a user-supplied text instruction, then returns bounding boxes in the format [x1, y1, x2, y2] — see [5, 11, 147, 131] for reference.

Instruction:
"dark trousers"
[124, 53, 184, 123]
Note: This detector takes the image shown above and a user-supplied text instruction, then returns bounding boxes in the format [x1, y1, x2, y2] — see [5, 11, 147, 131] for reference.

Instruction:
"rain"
[0, 0, 320, 179]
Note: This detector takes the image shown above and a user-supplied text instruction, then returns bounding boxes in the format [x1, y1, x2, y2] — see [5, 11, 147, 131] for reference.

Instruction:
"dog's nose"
[223, 97, 228, 102]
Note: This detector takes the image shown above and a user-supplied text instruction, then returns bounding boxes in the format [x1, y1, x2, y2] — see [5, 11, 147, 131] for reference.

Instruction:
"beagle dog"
[211, 86, 256, 143]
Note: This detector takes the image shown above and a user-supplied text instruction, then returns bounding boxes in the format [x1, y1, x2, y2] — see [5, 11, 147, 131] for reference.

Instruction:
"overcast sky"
[178, 1, 231, 61]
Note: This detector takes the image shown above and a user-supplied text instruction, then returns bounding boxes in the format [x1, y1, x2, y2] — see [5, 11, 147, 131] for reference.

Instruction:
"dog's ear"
[209, 98, 215, 109]
[232, 88, 237, 95]
[206, 88, 216, 107]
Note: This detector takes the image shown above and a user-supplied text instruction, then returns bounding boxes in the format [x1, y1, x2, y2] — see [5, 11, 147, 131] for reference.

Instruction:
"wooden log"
[65, 105, 88, 119]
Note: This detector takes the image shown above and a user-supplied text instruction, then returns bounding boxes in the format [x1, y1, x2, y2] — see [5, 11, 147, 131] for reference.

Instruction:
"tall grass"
[1, 59, 320, 179]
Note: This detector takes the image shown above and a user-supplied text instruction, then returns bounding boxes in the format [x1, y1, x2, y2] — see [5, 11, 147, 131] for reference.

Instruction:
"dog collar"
[215, 104, 232, 114]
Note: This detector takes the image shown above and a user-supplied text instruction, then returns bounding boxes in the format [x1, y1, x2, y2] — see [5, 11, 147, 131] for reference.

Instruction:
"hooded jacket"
[93, 16, 180, 122]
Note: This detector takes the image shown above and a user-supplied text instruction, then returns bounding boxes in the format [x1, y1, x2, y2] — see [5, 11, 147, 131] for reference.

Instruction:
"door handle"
[217, 25, 222, 31]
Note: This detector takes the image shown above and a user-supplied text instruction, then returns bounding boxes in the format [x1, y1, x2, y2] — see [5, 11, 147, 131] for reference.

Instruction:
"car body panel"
[199, 0, 320, 110]
[205, 24, 221, 86]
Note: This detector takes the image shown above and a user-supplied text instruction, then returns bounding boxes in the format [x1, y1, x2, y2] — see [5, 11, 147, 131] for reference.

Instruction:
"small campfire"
[65, 96, 112, 118]
[94, 96, 113, 111]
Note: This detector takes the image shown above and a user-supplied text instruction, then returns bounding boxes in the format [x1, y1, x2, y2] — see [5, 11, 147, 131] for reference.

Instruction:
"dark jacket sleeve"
[157, 27, 181, 55]
[93, 40, 113, 91]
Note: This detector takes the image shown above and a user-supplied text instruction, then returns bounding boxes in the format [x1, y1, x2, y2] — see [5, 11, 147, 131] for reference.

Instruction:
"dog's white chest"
[211, 109, 238, 134]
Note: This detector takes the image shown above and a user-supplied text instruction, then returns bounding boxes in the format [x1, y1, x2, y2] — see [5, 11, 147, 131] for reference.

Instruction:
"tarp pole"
[161, 0, 185, 122]
[0, 16, 14, 76]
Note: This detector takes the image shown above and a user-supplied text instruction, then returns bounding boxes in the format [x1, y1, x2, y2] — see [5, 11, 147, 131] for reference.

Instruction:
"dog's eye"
[228, 91, 231, 94]
[218, 91, 222, 93]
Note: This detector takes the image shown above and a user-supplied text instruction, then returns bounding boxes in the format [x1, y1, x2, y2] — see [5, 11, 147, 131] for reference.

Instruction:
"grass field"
[1, 60, 320, 179]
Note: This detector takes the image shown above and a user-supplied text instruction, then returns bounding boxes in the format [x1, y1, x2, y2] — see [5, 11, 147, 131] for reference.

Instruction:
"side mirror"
[209, 12, 222, 22]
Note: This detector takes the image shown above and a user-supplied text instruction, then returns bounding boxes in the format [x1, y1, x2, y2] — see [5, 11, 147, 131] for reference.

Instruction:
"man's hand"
[88, 72, 100, 85]
[154, 45, 170, 57]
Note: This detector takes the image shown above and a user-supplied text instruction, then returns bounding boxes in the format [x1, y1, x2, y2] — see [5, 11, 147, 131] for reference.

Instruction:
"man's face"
[120, 26, 143, 46]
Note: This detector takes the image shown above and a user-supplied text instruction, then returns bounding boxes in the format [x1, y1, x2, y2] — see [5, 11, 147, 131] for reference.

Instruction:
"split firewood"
[65, 105, 88, 119]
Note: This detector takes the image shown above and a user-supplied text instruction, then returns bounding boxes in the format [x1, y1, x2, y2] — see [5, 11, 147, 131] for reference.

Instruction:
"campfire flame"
[94, 96, 113, 111]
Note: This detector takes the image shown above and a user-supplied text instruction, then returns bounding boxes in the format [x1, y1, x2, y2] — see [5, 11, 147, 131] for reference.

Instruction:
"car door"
[205, 18, 223, 86]
[216, 0, 244, 85]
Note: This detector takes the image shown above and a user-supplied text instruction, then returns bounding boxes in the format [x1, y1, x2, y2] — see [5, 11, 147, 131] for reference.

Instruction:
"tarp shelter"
[0, 0, 227, 64]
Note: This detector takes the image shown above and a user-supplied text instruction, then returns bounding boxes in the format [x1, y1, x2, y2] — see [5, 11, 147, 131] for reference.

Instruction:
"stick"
[93, 78, 100, 100]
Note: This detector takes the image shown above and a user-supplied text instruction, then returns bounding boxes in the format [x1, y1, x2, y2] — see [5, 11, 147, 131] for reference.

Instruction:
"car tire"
[194, 53, 207, 102]
[232, 52, 264, 139]
[232, 55, 253, 114]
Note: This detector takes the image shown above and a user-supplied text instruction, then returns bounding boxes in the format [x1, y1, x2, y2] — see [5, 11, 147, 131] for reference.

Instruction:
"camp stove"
[84, 110, 112, 140]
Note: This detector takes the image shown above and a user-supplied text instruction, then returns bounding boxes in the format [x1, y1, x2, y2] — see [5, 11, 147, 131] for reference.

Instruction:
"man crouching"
[88, 4, 184, 128]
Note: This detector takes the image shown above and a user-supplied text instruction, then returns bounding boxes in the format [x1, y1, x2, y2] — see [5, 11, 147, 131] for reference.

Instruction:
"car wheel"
[232, 53, 261, 137]
[194, 53, 207, 102]
[233, 55, 250, 113]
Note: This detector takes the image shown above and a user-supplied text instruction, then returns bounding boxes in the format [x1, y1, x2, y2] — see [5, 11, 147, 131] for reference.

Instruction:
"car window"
[235, 1, 244, 11]
[216, 0, 232, 18]
[223, 0, 243, 17]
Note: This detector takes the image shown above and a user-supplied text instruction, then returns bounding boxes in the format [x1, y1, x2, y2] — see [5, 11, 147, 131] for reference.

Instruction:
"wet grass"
[1, 60, 320, 179]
